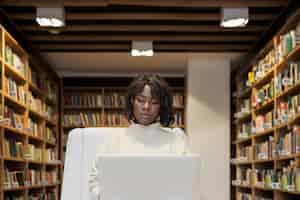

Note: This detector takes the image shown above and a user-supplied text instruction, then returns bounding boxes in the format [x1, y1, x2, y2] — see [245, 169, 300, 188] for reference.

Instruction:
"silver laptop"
[97, 154, 201, 200]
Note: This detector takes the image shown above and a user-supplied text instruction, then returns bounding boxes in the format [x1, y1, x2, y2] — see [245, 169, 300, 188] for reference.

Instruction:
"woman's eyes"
[136, 97, 159, 104]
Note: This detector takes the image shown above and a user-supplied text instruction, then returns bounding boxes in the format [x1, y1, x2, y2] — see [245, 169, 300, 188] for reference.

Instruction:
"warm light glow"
[131, 41, 154, 56]
[131, 49, 154, 56]
[221, 18, 248, 28]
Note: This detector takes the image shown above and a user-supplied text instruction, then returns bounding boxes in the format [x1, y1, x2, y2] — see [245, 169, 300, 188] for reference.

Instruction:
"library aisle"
[0, 1, 298, 200]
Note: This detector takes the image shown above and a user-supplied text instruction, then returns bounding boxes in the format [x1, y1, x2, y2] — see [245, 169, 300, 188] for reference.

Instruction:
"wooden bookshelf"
[231, 9, 300, 200]
[0, 25, 60, 200]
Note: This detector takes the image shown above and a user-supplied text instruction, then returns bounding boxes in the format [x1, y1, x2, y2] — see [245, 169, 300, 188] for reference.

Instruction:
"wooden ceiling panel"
[0, 0, 289, 52]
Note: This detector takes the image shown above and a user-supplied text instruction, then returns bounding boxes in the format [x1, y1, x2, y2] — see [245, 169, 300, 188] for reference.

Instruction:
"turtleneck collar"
[129, 120, 161, 129]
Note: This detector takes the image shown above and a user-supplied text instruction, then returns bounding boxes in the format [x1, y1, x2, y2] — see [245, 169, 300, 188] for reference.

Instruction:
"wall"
[186, 54, 237, 200]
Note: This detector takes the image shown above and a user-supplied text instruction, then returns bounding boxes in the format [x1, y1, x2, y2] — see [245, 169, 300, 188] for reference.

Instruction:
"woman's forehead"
[136, 84, 159, 98]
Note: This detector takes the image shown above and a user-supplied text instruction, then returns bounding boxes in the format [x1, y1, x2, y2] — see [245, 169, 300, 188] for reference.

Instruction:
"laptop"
[96, 154, 201, 200]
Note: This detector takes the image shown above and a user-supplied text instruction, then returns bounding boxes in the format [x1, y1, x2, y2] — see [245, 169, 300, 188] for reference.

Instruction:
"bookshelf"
[231, 10, 300, 200]
[0, 25, 60, 200]
[60, 77, 186, 163]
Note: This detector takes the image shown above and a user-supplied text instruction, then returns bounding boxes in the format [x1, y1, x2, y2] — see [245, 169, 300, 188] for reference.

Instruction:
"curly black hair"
[125, 74, 174, 126]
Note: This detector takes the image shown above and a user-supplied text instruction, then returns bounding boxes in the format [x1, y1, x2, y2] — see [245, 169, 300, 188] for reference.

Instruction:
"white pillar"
[186, 54, 233, 200]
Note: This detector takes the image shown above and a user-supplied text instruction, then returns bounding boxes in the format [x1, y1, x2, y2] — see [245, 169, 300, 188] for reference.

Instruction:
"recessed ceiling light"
[36, 7, 65, 27]
[221, 8, 249, 28]
[131, 41, 154, 56]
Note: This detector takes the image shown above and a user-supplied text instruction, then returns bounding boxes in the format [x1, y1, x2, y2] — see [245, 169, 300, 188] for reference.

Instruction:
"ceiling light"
[36, 7, 65, 27]
[221, 8, 249, 28]
[131, 41, 154, 56]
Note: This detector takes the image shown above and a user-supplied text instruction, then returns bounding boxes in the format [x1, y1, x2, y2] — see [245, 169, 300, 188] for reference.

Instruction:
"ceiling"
[0, 0, 291, 75]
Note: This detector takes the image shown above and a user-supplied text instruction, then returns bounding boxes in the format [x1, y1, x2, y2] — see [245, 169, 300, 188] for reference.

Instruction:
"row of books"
[173, 111, 184, 126]
[4, 169, 25, 189]
[237, 121, 251, 139]
[63, 112, 102, 127]
[103, 93, 126, 107]
[4, 195, 25, 200]
[249, 49, 276, 84]
[28, 90, 43, 113]
[236, 192, 272, 200]
[4, 168, 59, 190]
[236, 145, 253, 161]
[5, 45, 26, 77]
[253, 111, 274, 133]
[5, 76, 26, 104]
[276, 24, 300, 61]
[45, 104, 57, 122]
[27, 169, 42, 186]
[5, 105, 24, 129]
[277, 126, 300, 156]
[29, 67, 58, 102]
[234, 98, 251, 119]
[3, 137, 24, 158]
[4, 192, 56, 200]
[252, 80, 274, 108]
[64, 94, 103, 107]
[173, 93, 184, 107]
[276, 93, 300, 125]
[254, 136, 274, 160]
[45, 127, 56, 144]
[235, 161, 300, 192]
[44, 148, 58, 162]
[28, 117, 43, 138]
[103, 111, 129, 126]
[275, 61, 300, 95]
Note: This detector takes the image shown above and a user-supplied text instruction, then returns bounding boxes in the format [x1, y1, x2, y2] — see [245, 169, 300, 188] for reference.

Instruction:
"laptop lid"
[97, 154, 201, 200]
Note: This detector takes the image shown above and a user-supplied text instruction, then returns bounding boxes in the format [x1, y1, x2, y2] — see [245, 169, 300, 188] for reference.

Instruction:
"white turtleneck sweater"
[88, 122, 190, 199]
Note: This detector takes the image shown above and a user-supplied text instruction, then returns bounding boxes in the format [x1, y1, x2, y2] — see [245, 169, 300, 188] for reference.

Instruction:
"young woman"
[88, 74, 190, 199]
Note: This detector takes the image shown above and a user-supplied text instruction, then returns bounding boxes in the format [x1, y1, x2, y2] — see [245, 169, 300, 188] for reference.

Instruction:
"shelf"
[254, 99, 274, 114]
[253, 159, 274, 164]
[103, 106, 125, 109]
[3, 186, 26, 192]
[233, 136, 252, 144]
[231, 161, 252, 165]
[237, 88, 252, 99]
[3, 157, 26, 163]
[45, 96, 57, 106]
[64, 106, 103, 110]
[4, 62, 26, 83]
[275, 80, 300, 100]
[173, 106, 184, 110]
[232, 184, 252, 189]
[253, 128, 274, 139]
[253, 68, 274, 88]
[27, 185, 44, 190]
[45, 141, 56, 147]
[29, 82, 44, 97]
[27, 160, 44, 165]
[45, 118, 56, 127]
[235, 113, 252, 123]
[3, 125, 28, 137]
[4, 94, 27, 111]
[29, 108, 46, 120]
[28, 135, 44, 143]
[276, 154, 296, 161]
[253, 186, 274, 191]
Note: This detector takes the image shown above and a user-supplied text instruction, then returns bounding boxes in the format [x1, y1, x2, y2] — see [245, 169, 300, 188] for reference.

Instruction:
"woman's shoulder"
[160, 126, 186, 138]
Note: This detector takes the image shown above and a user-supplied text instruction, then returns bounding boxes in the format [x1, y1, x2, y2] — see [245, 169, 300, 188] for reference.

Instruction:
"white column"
[186, 54, 233, 200]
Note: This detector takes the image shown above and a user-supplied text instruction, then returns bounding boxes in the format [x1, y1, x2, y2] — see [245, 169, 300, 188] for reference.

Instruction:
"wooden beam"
[28, 34, 258, 42]
[36, 43, 250, 52]
[109, 0, 288, 8]
[9, 12, 274, 21]
[0, 0, 288, 8]
[20, 24, 266, 32]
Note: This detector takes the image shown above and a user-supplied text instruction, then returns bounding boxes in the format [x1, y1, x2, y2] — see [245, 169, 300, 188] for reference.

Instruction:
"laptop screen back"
[97, 154, 201, 200]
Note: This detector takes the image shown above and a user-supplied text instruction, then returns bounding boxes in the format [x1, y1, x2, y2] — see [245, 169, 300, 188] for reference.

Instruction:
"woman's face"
[132, 84, 160, 125]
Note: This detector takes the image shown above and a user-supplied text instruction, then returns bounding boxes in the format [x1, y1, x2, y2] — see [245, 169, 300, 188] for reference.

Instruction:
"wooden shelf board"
[29, 82, 44, 97]
[253, 128, 274, 138]
[4, 62, 26, 83]
[253, 68, 274, 88]
[4, 93, 27, 110]
[3, 157, 26, 163]
[254, 99, 274, 114]
[233, 137, 252, 144]
[237, 88, 252, 99]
